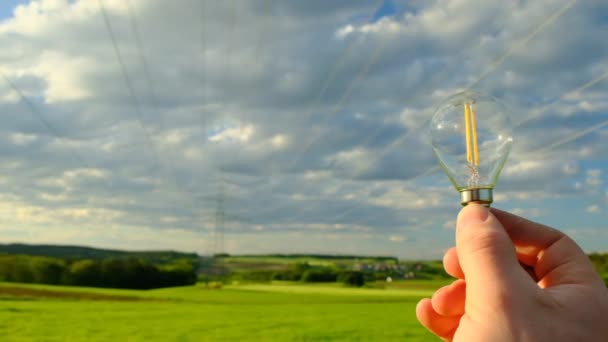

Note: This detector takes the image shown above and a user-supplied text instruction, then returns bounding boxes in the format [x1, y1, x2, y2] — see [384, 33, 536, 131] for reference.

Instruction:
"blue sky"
[373, 0, 396, 21]
[0, 0, 606, 259]
[0, 1, 26, 19]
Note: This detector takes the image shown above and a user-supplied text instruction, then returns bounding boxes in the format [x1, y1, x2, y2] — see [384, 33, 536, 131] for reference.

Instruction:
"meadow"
[0, 280, 448, 341]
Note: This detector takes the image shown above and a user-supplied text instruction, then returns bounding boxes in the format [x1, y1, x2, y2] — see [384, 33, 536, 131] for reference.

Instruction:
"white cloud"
[0, 0, 604, 258]
[358, 17, 402, 35]
[31, 51, 94, 102]
[586, 169, 602, 186]
[9, 132, 37, 145]
[443, 220, 456, 230]
[510, 208, 544, 218]
[388, 235, 406, 242]
[162, 129, 190, 146]
[63, 168, 107, 179]
[586, 205, 601, 214]
[209, 124, 254, 143]
[335, 24, 354, 38]
[368, 184, 447, 210]
[270, 134, 289, 149]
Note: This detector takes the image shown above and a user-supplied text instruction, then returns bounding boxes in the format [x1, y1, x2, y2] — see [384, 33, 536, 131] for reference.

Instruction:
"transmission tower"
[212, 180, 225, 256]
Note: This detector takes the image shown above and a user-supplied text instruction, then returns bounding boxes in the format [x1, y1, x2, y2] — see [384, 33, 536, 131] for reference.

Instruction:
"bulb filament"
[464, 103, 480, 166]
[464, 103, 480, 187]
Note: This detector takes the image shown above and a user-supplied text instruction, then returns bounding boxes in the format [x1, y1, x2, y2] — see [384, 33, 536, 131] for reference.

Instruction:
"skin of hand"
[416, 204, 608, 341]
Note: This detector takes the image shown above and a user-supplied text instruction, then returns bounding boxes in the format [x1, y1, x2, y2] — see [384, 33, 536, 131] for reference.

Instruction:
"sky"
[0, 0, 606, 259]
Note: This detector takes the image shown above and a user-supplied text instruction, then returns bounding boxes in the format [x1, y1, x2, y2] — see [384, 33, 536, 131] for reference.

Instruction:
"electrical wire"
[353, 0, 579, 181]
[0, 72, 89, 169]
[98, 0, 162, 171]
[467, 0, 578, 90]
[0, 71, 130, 232]
[312, 0, 580, 226]
[243, 1, 385, 220]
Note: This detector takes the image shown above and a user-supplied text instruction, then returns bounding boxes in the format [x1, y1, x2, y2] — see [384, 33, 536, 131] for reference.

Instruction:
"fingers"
[535, 235, 601, 288]
[416, 298, 460, 339]
[456, 204, 530, 295]
[490, 208, 564, 251]
[445, 245, 538, 281]
[416, 280, 465, 339]
[431, 279, 466, 316]
[443, 247, 464, 279]
[491, 208, 601, 287]
[449, 206, 565, 277]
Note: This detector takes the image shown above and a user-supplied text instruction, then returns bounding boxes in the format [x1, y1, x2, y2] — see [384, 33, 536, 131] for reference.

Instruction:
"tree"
[338, 271, 365, 287]
[30, 257, 65, 284]
[301, 269, 338, 283]
[67, 259, 101, 286]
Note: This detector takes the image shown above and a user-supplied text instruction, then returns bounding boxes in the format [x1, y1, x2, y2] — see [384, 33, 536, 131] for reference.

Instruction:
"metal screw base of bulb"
[460, 188, 493, 207]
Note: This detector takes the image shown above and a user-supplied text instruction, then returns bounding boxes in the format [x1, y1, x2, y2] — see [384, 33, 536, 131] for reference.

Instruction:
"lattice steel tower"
[212, 181, 225, 256]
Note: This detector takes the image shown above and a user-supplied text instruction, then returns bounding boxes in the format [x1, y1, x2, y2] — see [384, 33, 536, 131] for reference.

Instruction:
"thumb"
[456, 204, 530, 296]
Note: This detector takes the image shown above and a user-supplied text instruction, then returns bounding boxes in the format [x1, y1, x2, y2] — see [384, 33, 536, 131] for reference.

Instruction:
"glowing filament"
[471, 104, 479, 166]
[464, 103, 472, 163]
[464, 103, 479, 166]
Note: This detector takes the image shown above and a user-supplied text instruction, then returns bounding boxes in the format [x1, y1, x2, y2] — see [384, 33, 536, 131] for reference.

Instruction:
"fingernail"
[458, 203, 489, 227]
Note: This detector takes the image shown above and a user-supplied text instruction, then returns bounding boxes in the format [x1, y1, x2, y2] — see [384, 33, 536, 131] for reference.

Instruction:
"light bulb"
[430, 91, 513, 206]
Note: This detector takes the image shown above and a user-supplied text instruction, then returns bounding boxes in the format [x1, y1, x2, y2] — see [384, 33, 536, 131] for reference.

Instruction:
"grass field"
[0, 280, 447, 341]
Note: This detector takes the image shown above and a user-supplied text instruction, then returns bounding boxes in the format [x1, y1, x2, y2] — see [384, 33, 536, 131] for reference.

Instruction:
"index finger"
[491, 207, 598, 287]
[490, 208, 564, 251]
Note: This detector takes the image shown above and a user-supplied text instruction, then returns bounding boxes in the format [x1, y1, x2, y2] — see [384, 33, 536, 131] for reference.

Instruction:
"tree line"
[0, 243, 198, 264]
[0, 254, 197, 289]
[589, 253, 608, 285]
[226, 253, 399, 263]
[221, 262, 414, 287]
[213, 254, 608, 288]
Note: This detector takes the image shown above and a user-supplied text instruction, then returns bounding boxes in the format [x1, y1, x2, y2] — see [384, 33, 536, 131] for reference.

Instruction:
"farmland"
[0, 280, 446, 341]
[1, 246, 605, 341]
[0, 244, 456, 340]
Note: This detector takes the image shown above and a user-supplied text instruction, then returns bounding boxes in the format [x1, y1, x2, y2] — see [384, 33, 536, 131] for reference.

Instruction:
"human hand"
[416, 204, 608, 341]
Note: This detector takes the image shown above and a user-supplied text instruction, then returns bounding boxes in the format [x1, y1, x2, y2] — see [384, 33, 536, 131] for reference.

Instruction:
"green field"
[0, 280, 446, 341]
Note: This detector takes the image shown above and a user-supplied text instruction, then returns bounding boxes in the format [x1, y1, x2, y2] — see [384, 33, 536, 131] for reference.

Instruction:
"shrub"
[0, 255, 66, 285]
[301, 269, 338, 283]
[232, 270, 274, 282]
[66, 259, 101, 286]
[207, 281, 223, 289]
[338, 271, 365, 287]
[271, 272, 284, 281]
[270, 270, 302, 281]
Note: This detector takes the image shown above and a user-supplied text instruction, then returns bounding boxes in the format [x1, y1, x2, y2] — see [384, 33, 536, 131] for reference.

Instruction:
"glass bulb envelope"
[430, 91, 513, 206]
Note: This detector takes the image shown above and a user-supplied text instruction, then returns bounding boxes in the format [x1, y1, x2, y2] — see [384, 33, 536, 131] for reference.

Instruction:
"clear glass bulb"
[429, 91, 513, 206]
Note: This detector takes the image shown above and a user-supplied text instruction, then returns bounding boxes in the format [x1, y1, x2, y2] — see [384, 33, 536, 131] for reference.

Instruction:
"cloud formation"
[0, 0, 606, 258]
